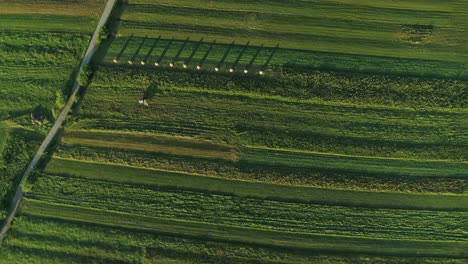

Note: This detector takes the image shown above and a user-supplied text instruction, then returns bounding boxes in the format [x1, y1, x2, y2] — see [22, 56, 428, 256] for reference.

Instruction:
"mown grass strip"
[120, 0, 467, 63]
[63, 130, 239, 161]
[0, 15, 96, 33]
[44, 158, 468, 211]
[21, 199, 468, 258]
[241, 147, 468, 178]
[27, 174, 468, 241]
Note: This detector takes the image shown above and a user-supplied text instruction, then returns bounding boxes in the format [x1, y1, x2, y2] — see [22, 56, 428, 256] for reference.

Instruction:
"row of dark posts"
[113, 36, 278, 74]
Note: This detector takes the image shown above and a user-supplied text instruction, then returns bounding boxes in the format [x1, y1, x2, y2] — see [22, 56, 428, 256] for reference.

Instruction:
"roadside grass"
[0, 128, 43, 211]
[0, 0, 105, 247]
[44, 158, 468, 211]
[0, 122, 8, 163]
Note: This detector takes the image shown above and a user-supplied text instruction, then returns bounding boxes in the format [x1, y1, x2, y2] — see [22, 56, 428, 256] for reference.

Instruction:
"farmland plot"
[1, 0, 468, 263]
[0, 0, 106, 239]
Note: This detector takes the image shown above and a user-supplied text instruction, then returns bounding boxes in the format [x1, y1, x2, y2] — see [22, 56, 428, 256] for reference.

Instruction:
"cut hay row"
[19, 199, 468, 258]
[118, 1, 468, 66]
[59, 129, 468, 179]
[78, 74, 468, 161]
[43, 158, 468, 211]
[63, 130, 239, 161]
[6, 216, 450, 264]
[27, 174, 468, 241]
[54, 143, 467, 194]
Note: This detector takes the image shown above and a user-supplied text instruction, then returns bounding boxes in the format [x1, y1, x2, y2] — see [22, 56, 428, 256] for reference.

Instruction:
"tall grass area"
[0, 128, 43, 211]
[0, 32, 91, 115]
[0, 122, 8, 163]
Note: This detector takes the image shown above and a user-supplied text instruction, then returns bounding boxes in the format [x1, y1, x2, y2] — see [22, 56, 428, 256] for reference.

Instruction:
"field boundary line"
[0, 0, 117, 241]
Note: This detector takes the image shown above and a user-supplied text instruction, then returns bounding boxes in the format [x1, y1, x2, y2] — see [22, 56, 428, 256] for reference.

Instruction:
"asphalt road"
[0, 0, 117, 241]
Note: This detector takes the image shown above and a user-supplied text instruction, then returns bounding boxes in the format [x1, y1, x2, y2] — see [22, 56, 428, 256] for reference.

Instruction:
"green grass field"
[0, 0, 105, 250]
[1, 0, 468, 262]
[105, 0, 468, 78]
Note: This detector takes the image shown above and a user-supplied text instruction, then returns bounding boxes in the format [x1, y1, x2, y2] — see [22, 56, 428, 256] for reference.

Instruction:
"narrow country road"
[0, 0, 117, 240]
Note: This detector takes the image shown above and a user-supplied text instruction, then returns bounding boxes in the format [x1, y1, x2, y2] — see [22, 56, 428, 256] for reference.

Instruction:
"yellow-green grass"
[44, 158, 468, 211]
[54, 142, 467, 194]
[60, 128, 468, 178]
[63, 130, 239, 161]
[20, 199, 468, 258]
[0, 0, 106, 17]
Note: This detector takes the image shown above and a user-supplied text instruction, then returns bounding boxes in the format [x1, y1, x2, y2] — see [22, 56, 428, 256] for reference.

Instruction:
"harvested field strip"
[6, 216, 445, 264]
[79, 81, 468, 160]
[3, 240, 133, 264]
[63, 130, 239, 161]
[90, 65, 468, 109]
[60, 128, 468, 178]
[28, 174, 468, 241]
[242, 147, 468, 178]
[130, 0, 453, 14]
[67, 119, 215, 137]
[82, 87, 467, 145]
[20, 199, 468, 258]
[44, 158, 468, 211]
[0, 0, 105, 17]
[101, 39, 468, 79]
[119, 1, 467, 63]
[54, 144, 468, 194]
[117, 26, 464, 64]
[0, 15, 96, 33]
